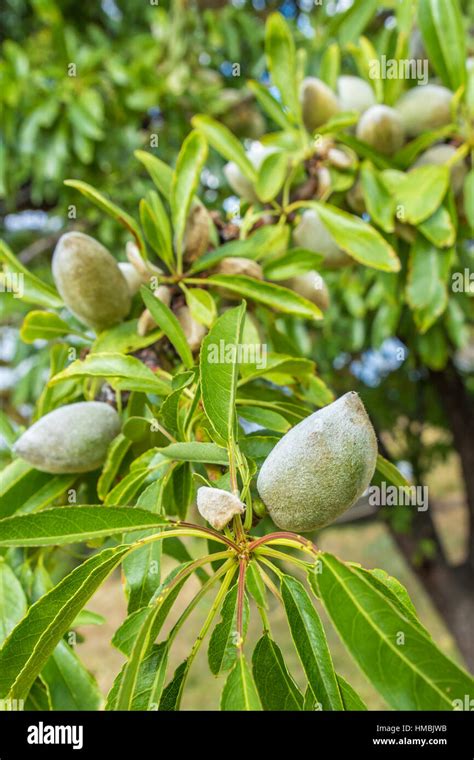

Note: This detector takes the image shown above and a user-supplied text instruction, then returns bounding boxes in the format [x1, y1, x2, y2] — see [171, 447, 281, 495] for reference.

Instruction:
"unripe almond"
[197, 486, 245, 530]
[52, 232, 131, 331]
[283, 272, 330, 312]
[293, 209, 351, 269]
[336, 75, 376, 114]
[216, 257, 263, 279]
[356, 105, 405, 155]
[395, 84, 452, 137]
[257, 392, 377, 533]
[412, 144, 467, 196]
[13, 402, 121, 474]
[175, 305, 207, 352]
[183, 202, 211, 263]
[300, 77, 340, 132]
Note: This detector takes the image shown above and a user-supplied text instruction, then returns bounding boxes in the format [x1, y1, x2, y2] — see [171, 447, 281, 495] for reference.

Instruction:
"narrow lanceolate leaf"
[221, 655, 262, 711]
[171, 130, 208, 263]
[281, 575, 343, 711]
[247, 80, 294, 131]
[0, 560, 27, 644]
[64, 180, 145, 255]
[265, 13, 301, 123]
[418, 0, 466, 91]
[0, 545, 130, 699]
[310, 202, 400, 273]
[106, 643, 168, 711]
[252, 635, 304, 710]
[256, 151, 288, 203]
[158, 442, 228, 465]
[375, 453, 411, 490]
[191, 115, 256, 181]
[318, 553, 474, 710]
[336, 674, 367, 711]
[0, 240, 63, 309]
[141, 287, 193, 369]
[134, 150, 173, 199]
[208, 583, 249, 675]
[41, 641, 101, 711]
[123, 481, 164, 614]
[160, 660, 188, 711]
[360, 162, 395, 233]
[206, 276, 322, 320]
[200, 302, 246, 443]
[0, 506, 168, 547]
[49, 351, 170, 395]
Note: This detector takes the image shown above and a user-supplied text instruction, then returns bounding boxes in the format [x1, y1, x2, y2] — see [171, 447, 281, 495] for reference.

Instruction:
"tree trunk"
[429, 362, 474, 571]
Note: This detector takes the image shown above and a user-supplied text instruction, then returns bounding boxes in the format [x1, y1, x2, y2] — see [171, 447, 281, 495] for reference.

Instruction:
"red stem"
[169, 520, 240, 551]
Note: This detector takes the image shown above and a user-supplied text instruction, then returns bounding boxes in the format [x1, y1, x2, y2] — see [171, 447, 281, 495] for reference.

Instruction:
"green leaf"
[41, 639, 101, 711]
[49, 351, 171, 396]
[0, 506, 168, 547]
[320, 43, 340, 91]
[20, 311, 85, 343]
[221, 655, 262, 710]
[134, 150, 173, 200]
[122, 481, 163, 614]
[263, 247, 323, 280]
[191, 115, 256, 181]
[171, 130, 208, 264]
[252, 635, 303, 710]
[406, 236, 441, 310]
[247, 80, 294, 131]
[140, 287, 193, 369]
[418, 205, 455, 248]
[265, 13, 301, 122]
[97, 434, 131, 500]
[0, 461, 75, 519]
[360, 162, 395, 233]
[246, 560, 267, 609]
[418, 0, 466, 91]
[0, 545, 129, 699]
[160, 660, 188, 711]
[139, 194, 174, 270]
[208, 583, 249, 675]
[0, 559, 27, 644]
[238, 406, 290, 433]
[383, 166, 449, 224]
[207, 275, 323, 319]
[64, 180, 145, 255]
[376, 454, 411, 489]
[184, 287, 216, 328]
[317, 552, 474, 710]
[200, 303, 246, 443]
[464, 170, 474, 229]
[92, 319, 163, 355]
[256, 151, 288, 202]
[0, 240, 63, 309]
[393, 125, 456, 168]
[106, 643, 168, 711]
[310, 202, 400, 273]
[158, 442, 228, 465]
[281, 575, 343, 710]
[337, 674, 367, 711]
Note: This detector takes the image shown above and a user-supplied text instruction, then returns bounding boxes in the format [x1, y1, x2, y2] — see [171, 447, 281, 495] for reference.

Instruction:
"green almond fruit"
[13, 402, 121, 474]
[356, 105, 405, 155]
[283, 272, 330, 312]
[395, 84, 453, 137]
[337, 75, 376, 115]
[257, 392, 377, 533]
[293, 209, 351, 269]
[300, 77, 340, 133]
[52, 232, 131, 331]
